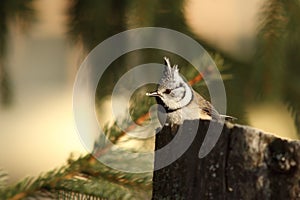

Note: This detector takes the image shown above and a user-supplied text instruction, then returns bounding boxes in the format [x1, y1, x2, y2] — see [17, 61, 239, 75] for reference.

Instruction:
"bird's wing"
[193, 89, 237, 121]
[192, 90, 220, 120]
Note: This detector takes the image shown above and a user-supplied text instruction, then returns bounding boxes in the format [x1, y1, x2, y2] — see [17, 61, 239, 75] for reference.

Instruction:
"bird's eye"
[164, 89, 171, 94]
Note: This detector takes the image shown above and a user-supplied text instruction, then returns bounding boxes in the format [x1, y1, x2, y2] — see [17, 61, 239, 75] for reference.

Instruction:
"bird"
[146, 57, 235, 126]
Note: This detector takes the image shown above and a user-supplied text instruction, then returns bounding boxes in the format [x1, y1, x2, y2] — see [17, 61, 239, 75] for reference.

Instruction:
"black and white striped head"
[146, 57, 193, 110]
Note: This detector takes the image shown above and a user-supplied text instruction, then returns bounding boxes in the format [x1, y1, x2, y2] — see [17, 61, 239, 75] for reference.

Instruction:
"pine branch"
[282, 0, 300, 134]
[0, 0, 35, 106]
[256, 0, 300, 133]
[251, 0, 287, 100]
[0, 169, 8, 191]
[1, 155, 152, 200]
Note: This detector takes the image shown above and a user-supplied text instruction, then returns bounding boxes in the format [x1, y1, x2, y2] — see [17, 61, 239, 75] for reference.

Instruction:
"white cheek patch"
[179, 85, 193, 107]
[172, 87, 185, 98]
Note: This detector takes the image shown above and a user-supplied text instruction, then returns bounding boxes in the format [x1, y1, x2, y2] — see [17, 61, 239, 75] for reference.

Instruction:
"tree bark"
[152, 120, 300, 200]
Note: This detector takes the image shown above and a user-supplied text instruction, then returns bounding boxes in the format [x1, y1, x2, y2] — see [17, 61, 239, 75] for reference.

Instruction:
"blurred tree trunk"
[152, 120, 300, 200]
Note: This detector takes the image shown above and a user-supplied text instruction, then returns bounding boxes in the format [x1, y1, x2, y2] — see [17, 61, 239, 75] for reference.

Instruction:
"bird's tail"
[220, 115, 237, 122]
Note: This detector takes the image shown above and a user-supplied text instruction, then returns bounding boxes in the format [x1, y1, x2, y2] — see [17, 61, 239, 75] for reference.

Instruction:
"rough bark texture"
[152, 120, 300, 200]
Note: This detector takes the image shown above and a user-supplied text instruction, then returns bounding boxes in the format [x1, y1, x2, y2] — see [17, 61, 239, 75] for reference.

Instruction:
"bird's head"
[146, 57, 193, 110]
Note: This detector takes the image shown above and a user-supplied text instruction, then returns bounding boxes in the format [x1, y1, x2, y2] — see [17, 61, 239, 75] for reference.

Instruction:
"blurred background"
[0, 0, 299, 185]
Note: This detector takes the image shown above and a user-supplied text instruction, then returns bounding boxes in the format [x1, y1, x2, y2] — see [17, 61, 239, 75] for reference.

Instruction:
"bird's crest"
[160, 57, 180, 85]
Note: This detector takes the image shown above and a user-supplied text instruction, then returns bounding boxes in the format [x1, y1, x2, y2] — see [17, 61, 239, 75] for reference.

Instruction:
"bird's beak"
[146, 91, 159, 97]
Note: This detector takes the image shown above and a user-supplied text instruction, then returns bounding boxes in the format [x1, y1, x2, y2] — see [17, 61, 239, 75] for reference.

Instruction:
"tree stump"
[152, 120, 300, 200]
